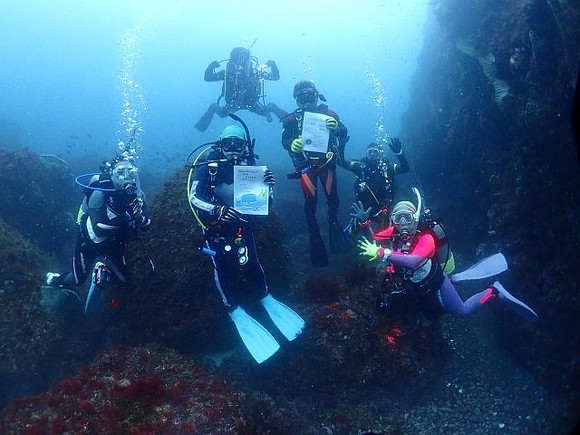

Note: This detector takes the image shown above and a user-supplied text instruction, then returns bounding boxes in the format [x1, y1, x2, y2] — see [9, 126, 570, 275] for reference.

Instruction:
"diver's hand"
[264, 169, 275, 187]
[350, 201, 372, 224]
[358, 238, 382, 261]
[389, 137, 402, 154]
[126, 197, 150, 228]
[291, 138, 304, 153]
[212, 205, 245, 223]
[129, 197, 144, 221]
[210, 60, 220, 69]
[326, 116, 338, 131]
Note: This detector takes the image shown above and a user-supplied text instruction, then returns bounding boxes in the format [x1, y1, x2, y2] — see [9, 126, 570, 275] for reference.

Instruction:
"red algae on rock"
[1, 344, 248, 434]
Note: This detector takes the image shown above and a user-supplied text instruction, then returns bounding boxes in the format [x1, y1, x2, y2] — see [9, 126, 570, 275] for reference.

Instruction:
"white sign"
[234, 166, 269, 216]
[301, 111, 330, 154]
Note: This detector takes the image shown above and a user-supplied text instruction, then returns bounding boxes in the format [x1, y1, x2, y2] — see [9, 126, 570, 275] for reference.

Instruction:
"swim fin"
[195, 103, 219, 132]
[229, 307, 280, 364]
[493, 281, 539, 322]
[328, 220, 349, 254]
[451, 253, 508, 282]
[309, 226, 329, 267]
[261, 294, 305, 341]
[84, 280, 102, 315]
[342, 220, 355, 245]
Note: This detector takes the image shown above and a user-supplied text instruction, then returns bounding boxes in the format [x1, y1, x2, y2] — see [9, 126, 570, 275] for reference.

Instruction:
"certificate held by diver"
[234, 165, 269, 216]
[301, 111, 330, 154]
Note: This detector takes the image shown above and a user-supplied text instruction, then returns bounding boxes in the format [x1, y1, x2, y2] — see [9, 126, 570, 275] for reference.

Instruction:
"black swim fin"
[309, 227, 328, 267]
[195, 104, 219, 132]
[328, 220, 349, 254]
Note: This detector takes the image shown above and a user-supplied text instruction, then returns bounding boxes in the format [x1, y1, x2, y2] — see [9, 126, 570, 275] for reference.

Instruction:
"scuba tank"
[413, 187, 455, 275]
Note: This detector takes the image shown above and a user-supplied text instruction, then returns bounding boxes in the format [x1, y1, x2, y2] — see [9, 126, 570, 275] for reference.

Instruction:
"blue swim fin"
[229, 307, 280, 364]
[493, 281, 539, 322]
[451, 253, 508, 282]
[84, 280, 102, 314]
[261, 294, 305, 341]
[342, 222, 353, 245]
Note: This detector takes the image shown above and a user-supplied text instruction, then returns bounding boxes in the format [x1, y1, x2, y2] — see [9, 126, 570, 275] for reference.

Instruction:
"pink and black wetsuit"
[374, 226, 493, 317]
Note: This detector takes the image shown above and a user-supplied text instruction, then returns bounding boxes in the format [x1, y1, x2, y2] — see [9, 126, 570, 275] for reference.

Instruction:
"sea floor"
[381, 314, 575, 435]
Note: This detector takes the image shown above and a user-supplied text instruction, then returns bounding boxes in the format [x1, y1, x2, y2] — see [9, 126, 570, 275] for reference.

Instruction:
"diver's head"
[110, 159, 138, 192]
[391, 200, 417, 238]
[365, 142, 383, 163]
[293, 80, 319, 109]
[230, 47, 250, 65]
[219, 125, 248, 164]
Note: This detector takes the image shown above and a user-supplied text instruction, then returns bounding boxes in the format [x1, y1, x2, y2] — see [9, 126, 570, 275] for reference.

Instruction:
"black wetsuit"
[53, 176, 151, 287]
[281, 104, 349, 266]
[195, 59, 286, 131]
[189, 152, 271, 311]
[343, 153, 409, 225]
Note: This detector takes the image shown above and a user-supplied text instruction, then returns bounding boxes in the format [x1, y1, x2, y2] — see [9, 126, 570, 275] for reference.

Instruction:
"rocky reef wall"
[402, 0, 579, 395]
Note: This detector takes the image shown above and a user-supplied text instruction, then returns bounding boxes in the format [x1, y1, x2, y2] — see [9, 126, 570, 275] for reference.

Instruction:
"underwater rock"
[403, 0, 580, 399]
[0, 216, 90, 410]
[0, 148, 78, 259]
[39, 285, 83, 319]
[123, 167, 291, 354]
[454, 37, 510, 105]
[0, 344, 249, 433]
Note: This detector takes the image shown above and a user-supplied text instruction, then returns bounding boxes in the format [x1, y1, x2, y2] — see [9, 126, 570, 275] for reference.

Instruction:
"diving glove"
[291, 138, 304, 153]
[358, 238, 391, 261]
[326, 117, 338, 130]
[389, 137, 402, 154]
[264, 169, 276, 187]
[129, 197, 144, 221]
[350, 200, 372, 224]
[212, 205, 245, 223]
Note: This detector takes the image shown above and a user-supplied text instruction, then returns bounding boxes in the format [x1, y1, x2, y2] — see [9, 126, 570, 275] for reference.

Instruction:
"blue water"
[0, 0, 429, 187]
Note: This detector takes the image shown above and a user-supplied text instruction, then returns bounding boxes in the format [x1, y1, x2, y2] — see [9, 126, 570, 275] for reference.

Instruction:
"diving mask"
[295, 88, 317, 106]
[391, 210, 414, 225]
[221, 137, 247, 153]
[111, 161, 138, 189]
[366, 147, 381, 160]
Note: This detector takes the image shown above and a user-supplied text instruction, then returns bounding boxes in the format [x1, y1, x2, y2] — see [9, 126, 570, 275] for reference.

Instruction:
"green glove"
[326, 117, 338, 130]
[358, 237, 381, 261]
[291, 137, 304, 153]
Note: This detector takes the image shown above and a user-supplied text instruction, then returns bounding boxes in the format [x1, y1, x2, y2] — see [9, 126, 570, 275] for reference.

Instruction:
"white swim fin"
[451, 253, 508, 282]
[261, 294, 305, 341]
[229, 307, 280, 364]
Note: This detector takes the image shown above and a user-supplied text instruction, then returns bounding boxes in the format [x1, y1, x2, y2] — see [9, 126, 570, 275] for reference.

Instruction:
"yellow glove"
[357, 237, 381, 262]
[291, 137, 304, 153]
[326, 117, 338, 131]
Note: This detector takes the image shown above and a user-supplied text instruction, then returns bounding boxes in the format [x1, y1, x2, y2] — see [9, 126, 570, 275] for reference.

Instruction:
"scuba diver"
[188, 116, 305, 364]
[342, 139, 409, 241]
[195, 46, 287, 132]
[357, 188, 539, 323]
[282, 80, 350, 267]
[45, 155, 151, 314]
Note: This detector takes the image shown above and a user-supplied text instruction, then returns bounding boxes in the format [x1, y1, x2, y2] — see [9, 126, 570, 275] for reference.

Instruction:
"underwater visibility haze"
[0, 0, 579, 433]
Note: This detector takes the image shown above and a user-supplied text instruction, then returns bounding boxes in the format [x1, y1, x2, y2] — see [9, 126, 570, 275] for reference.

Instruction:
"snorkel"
[412, 187, 422, 224]
[392, 187, 422, 242]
